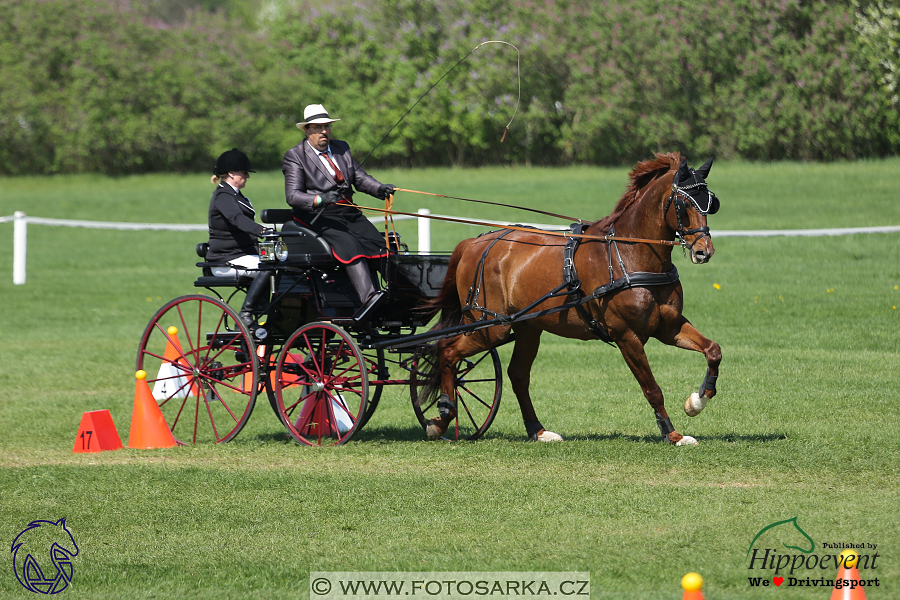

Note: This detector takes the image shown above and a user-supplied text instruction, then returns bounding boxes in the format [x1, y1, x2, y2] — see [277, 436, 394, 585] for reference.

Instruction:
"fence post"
[13, 211, 26, 285]
[417, 208, 431, 254]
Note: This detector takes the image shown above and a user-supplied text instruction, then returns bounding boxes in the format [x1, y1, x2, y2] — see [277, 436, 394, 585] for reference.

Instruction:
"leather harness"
[462, 223, 680, 346]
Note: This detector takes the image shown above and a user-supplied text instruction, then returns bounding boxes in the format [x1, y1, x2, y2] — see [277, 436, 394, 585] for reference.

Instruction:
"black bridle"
[664, 169, 719, 252]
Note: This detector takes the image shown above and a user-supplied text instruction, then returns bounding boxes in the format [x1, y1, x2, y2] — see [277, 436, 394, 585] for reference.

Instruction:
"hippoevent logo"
[10, 518, 79, 594]
[746, 516, 880, 590]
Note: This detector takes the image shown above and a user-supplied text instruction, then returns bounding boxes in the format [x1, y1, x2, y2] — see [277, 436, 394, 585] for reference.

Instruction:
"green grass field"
[1, 159, 898, 599]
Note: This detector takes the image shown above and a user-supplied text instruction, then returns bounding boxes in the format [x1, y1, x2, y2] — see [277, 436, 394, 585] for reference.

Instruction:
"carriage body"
[135, 208, 501, 447]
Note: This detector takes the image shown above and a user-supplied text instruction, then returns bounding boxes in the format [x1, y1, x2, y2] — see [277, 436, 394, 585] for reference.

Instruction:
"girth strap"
[588, 267, 680, 300]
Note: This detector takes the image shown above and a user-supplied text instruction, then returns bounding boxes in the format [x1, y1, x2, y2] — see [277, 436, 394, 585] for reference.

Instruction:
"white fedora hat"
[297, 104, 340, 129]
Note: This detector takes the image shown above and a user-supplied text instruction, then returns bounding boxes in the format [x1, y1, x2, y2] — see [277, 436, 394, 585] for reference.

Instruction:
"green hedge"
[1, 0, 897, 174]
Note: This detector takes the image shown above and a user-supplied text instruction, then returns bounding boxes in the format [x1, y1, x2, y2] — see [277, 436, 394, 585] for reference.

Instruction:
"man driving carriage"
[282, 104, 397, 318]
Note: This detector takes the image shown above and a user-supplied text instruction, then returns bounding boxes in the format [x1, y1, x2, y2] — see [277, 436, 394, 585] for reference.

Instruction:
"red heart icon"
[773, 577, 784, 586]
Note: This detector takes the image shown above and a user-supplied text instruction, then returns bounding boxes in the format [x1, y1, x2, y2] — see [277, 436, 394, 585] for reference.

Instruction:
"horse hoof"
[425, 421, 444, 439]
[674, 435, 699, 446]
[684, 392, 707, 417]
[536, 430, 563, 442]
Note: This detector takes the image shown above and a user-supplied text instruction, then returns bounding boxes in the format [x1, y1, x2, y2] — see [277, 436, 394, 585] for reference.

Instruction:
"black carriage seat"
[261, 209, 335, 266]
[193, 242, 255, 288]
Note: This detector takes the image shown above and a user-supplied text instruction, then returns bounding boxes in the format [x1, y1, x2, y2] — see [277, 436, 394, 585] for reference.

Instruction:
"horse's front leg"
[616, 331, 698, 446]
[662, 317, 722, 417]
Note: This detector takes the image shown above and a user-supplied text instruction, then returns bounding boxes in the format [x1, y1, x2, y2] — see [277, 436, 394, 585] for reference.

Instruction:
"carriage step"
[206, 331, 244, 349]
[194, 275, 254, 288]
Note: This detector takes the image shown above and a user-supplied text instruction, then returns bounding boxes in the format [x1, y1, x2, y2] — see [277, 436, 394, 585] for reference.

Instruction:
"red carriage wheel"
[410, 349, 502, 441]
[272, 322, 368, 446]
[136, 295, 259, 444]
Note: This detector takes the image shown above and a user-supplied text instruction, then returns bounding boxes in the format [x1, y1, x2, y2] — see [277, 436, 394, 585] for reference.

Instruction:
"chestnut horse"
[418, 153, 721, 445]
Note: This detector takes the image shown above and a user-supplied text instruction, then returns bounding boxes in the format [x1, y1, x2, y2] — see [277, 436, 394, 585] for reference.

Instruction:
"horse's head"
[666, 157, 718, 264]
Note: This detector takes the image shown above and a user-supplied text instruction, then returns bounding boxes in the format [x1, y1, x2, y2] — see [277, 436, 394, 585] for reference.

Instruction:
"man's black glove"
[259, 227, 275, 237]
[337, 183, 353, 199]
[377, 184, 396, 199]
[318, 190, 341, 206]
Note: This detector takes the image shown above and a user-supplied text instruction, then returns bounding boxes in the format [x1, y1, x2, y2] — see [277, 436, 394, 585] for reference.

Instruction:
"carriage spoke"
[410, 348, 502, 441]
[137, 295, 258, 444]
[274, 323, 368, 446]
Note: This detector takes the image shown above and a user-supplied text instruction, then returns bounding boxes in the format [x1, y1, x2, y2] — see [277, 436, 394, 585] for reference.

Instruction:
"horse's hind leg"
[427, 330, 498, 438]
[507, 325, 562, 442]
[661, 317, 722, 417]
[616, 331, 698, 445]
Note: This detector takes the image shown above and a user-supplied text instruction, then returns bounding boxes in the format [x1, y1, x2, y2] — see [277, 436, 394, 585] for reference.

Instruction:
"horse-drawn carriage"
[136, 208, 503, 446]
[137, 152, 722, 447]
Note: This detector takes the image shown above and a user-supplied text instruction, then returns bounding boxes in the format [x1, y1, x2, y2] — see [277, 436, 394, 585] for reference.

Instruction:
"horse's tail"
[413, 238, 473, 406]
[416, 238, 472, 327]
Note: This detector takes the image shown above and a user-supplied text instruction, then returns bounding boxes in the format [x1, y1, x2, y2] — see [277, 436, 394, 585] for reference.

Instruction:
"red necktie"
[320, 152, 344, 183]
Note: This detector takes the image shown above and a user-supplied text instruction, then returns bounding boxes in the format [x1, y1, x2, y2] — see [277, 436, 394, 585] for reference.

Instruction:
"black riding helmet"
[214, 148, 256, 175]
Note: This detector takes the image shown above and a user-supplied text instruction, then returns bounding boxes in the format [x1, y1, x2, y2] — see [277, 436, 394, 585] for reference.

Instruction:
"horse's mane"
[594, 152, 682, 230]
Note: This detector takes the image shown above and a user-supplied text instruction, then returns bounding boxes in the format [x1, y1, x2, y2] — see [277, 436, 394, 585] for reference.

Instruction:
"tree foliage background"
[1, 0, 898, 174]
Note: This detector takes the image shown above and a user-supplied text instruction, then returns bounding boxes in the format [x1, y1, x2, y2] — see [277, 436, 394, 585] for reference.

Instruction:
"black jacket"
[207, 183, 265, 263]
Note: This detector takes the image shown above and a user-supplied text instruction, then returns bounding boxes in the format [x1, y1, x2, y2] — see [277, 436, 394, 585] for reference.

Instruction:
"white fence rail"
[3, 211, 900, 285]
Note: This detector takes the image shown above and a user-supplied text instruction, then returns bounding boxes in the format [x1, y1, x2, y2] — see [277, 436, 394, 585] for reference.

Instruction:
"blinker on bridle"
[665, 168, 719, 254]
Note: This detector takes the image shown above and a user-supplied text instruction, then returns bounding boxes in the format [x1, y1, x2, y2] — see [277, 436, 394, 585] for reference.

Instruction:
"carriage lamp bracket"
[259, 240, 288, 262]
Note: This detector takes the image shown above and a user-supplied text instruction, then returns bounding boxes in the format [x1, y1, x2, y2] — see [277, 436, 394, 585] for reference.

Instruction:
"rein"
[359, 203, 681, 247]
[395, 188, 584, 223]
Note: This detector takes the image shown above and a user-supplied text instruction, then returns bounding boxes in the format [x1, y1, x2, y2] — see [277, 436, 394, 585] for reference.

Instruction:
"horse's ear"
[675, 158, 691, 184]
[696, 157, 714, 180]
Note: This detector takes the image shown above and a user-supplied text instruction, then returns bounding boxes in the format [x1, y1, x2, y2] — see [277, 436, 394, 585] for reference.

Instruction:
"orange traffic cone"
[831, 549, 867, 600]
[73, 409, 123, 453]
[681, 572, 704, 600]
[152, 326, 197, 399]
[129, 370, 178, 449]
